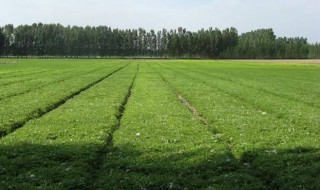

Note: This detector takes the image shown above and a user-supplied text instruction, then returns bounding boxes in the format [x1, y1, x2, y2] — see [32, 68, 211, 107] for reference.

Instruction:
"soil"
[230, 59, 320, 64]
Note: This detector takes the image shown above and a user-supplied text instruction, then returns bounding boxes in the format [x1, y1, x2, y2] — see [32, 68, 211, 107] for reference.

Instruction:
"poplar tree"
[0, 23, 316, 58]
[0, 28, 5, 56]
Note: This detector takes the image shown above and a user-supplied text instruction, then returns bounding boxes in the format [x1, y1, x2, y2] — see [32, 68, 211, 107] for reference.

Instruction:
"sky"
[0, 0, 319, 43]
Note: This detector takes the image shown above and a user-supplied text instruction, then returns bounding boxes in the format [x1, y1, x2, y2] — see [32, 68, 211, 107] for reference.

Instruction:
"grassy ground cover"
[151, 60, 320, 189]
[159, 62, 319, 131]
[0, 59, 319, 189]
[0, 69, 54, 86]
[162, 60, 320, 107]
[0, 60, 130, 136]
[94, 64, 265, 189]
[0, 60, 126, 100]
[0, 62, 137, 189]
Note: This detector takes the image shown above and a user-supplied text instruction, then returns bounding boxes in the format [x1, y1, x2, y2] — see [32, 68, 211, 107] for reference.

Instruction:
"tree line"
[0, 23, 319, 58]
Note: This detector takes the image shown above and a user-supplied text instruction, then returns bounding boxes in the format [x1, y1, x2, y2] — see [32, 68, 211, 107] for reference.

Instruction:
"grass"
[0, 60, 130, 136]
[0, 62, 137, 189]
[0, 59, 319, 189]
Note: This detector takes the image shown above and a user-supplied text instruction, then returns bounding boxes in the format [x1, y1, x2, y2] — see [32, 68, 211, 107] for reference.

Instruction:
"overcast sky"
[0, 0, 319, 43]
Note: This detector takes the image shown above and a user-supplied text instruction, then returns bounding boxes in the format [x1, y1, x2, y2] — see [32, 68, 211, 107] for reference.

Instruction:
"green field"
[0, 59, 319, 189]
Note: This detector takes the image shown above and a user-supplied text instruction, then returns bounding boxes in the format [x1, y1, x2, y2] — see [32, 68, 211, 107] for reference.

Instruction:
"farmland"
[0, 59, 319, 189]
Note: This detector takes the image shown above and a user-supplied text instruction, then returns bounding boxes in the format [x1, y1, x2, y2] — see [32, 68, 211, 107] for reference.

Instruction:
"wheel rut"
[149, 64, 209, 126]
[148, 63, 272, 189]
[163, 65, 311, 126]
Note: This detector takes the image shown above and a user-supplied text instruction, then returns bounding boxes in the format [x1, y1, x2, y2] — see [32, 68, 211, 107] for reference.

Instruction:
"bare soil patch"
[177, 94, 208, 125]
[0, 60, 19, 64]
[230, 59, 320, 64]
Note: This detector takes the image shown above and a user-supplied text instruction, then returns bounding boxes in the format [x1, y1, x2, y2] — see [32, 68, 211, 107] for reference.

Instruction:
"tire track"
[160, 65, 316, 126]
[0, 63, 131, 138]
[149, 64, 208, 126]
[149, 63, 272, 189]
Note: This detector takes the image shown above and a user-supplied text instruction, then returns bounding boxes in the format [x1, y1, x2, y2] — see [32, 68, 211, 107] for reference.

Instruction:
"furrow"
[151, 63, 273, 189]
[174, 66, 319, 109]
[0, 67, 108, 101]
[88, 63, 139, 189]
[0, 69, 77, 87]
[0, 69, 52, 79]
[162, 65, 311, 126]
[0, 64, 130, 138]
[149, 64, 208, 126]
[92, 63, 267, 189]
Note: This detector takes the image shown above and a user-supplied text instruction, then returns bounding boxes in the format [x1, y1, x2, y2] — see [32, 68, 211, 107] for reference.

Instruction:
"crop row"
[162, 60, 320, 107]
[0, 60, 126, 99]
[0, 69, 50, 79]
[163, 64, 320, 127]
[0, 69, 54, 86]
[0, 61, 130, 136]
[0, 59, 318, 189]
[0, 63, 138, 189]
[93, 64, 266, 189]
[0, 66, 113, 101]
[151, 61, 320, 189]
